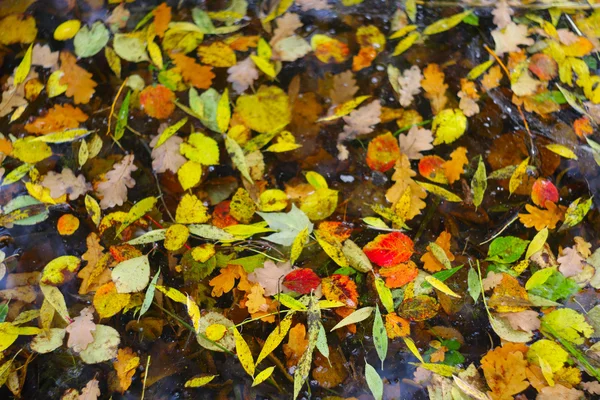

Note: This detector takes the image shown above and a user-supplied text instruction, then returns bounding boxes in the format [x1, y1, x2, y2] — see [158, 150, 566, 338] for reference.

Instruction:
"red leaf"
[366, 132, 400, 172]
[531, 178, 558, 208]
[418, 155, 447, 184]
[363, 232, 414, 267]
[283, 268, 321, 294]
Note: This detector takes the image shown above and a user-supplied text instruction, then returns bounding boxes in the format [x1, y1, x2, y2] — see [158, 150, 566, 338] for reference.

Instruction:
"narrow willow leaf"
[392, 32, 419, 56]
[155, 117, 188, 148]
[225, 134, 254, 183]
[586, 137, 600, 167]
[467, 59, 494, 80]
[560, 197, 593, 231]
[509, 157, 530, 195]
[546, 143, 577, 159]
[127, 229, 167, 245]
[138, 268, 160, 319]
[116, 196, 157, 237]
[416, 181, 462, 202]
[412, 362, 457, 377]
[186, 295, 201, 332]
[85, 194, 101, 226]
[216, 88, 230, 133]
[453, 375, 490, 400]
[14, 44, 33, 86]
[365, 362, 384, 400]
[318, 96, 371, 122]
[363, 217, 389, 229]
[155, 285, 187, 304]
[274, 294, 307, 311]
[373, 306, 388, 368]
[403, 337, 424, 363]
[316, 322, 329, 360]
[293, 297, 320, 400]
[39, 283, 70, 323]
[405, 0, 417, 22]
[526, 228, 548, 259]
[315, 231, 348, 267]
[256, 313, 294, 365]
[1, 163, 30, 186]
[184, 375, 217, 387]
[375, 278, 394, 313]
[331, 307, 374, 331]
[188, 224, 235, 240]
[425, 276, 461, 298]
[290, 227, 309, 265]
[423, 10, 472, 35]
[429, 242, 452, 269]
[252, 366, 275, 386]
[538, 356, 555, 386]
[467, 268, 481, 303]
[471, 155, 487, 208]
[79, 139, 89, 167]
[33, 128, 92, 143]
[422, 265, 464, 289]
[114, 91, 131, 141]
[556, 84, 587, 115]
[233, 326, 255, 377]
[342, 239, 373, 272]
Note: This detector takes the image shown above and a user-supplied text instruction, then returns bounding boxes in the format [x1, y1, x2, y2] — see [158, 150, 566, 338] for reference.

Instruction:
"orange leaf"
[488, 274, 529, 313]
[245, 284, 267, 314]
[481, 343, 530, 400]
[140, 84, 175, 119]
[363, 231, 415, 267]
[352, 46, 377, 72]
[421, 63, 448, 114]
[317, 221, 352, 242]
[379, 261, 418, 288]
[384, 313, 410, 338]
[574, 117, 593, 138]
[419, 155, 448, 184]
[420, 231, 455, 273]
[518, 201, 565, 231]
[531, 178, 558, 208]
[113, 347, 140, 393]
[366, 132, 400, 172]
[481, 65, 502, 91]
[25, 104, 88, 135]
[442, 146, 468, 184]
[59, 51, 97, 105]
[321, 274, 358, 308]
[57, 214, 80, 236]
[170, 53, 215, 89]
[283, 323, 308, 367]
[153, 2, 171, 38]
[208, 264, 252, 297]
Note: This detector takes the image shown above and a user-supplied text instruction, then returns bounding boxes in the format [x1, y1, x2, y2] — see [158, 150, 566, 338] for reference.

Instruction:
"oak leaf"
[557, 247, 584, 278]
[153, 2, 171, 38]
[41, 168, 91, 200]
[59, 51, 97, 105]
[25, 104, 88, 135]
[113, 347, 140, 393]
[247, 260, 293, 296]
[79, 378, 100, 400]
[537, 384, 585, 400]
[208, 264, 252, 297]
[170, 53, 215, 90]
[500, 310, 540, 333]
[491, 23, 534, 55]
[270, 13, 303, 46]
[442, 146, 468, 184]
[398, 125, 433, 160]
[96, 155, 138, 209]
[340, 100, 381, 140]
[420, 231, 455, 273]
[245, 284, 268, 314]
[227, 57, 259, 94]
[481, 343, 530, 400]
[32, 44, 59, 70]
[518, 201, 565, 231]
[283, 323, 308, 367]
[481, 65, 503, 91]
[150, 134, 186, 174]
[397, 65, 422, 107]
[492, 0, 513, 29]
[330, 70, 358, 105]
[296, 0, 331, 11]
[65, 306, 96, 352]
[421, 64, 448, 114]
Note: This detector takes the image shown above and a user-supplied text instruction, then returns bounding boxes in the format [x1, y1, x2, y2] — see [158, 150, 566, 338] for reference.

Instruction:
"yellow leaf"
[538, 356, 555, 386]
[235, 85, 291, 134]
[180, 132, 220, 166]
[259, 189, 288, 212]
[526, 228, 548, 259]
[14, 44, 33, 86]
[290, 227, 309, 265]
[177, 160, 202, 191]
[424, 276, 461, 298]
[422, 64, 449, 115]
[416, 181, 461, 202]
[156, 118, 188, 148]
[155, 285, 188, 304]
[318, 96, 371, 122]
[186, 295, 201, 332]
[256, 312, 294, 365]
[0, 322, 40, 352]
[315, 231, 348, 267]
[225, 135, 254, 183]
[40, 283, 70, 323]
[185, 375, 217, 388]
[431, 108, 466, 145]
[93, 282, 131, 319]
[311, 34, 350, 64]
[305, 171, 328, 189]
[392, 32, 420, 56]
[41, 255, 81, 286]
[217, 88, 230, 133]
[147, 40, 163, 69]
[545, 144, 577, 159]
[47, 70, 68, 98]
[191, 243, 216, 263]
[0, 14, 37, 45]
[197, 42, 237, 67]
[164, 224, 189, 251]
[230, 188, 256, 223]
[54, 19, 80, 41]
[205, 323, 227, 341]
[300, 188, 338, 220]
[116, 196, 157, 237]
[105, 47, 121, 78]
[233, 326, 255, 376]
[176, 193, 210, 224]
[509, 157, 530, 195]
[85, 194, 101, 226]
[12, 138, 52, 164]
[251, 54, 277, 78]
[252, 366, 275, 386]
[423, 10, 472, 35]
[403, 337, 424, 363]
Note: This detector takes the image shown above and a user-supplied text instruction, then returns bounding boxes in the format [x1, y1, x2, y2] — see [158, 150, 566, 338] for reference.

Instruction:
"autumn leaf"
[321, 274, 358, 308]
[420, 231, 455, 273]
[363, 232, 414, 267]
[492, 23, 534, 55]
[59, 51, 97, 104]
[366, 132, 400, 172]
[283, 323, 309, 368]
[113, 347, 140, 393]
[421, 64, 448, 114]
[282, 268, 321, 294]
[398, 125, 433, 160]
[248, 260, 293, 296]
[531, 178, 559, 208]
[385, 313, 410, 338]
[153, 2, 171, 38]
[379, 261, 418, 288]
[442, 146, 468, 184]
[96, 155, 138, 209]
[519, 201, 565, 231]
[209, 264, 252, 297]
[481, 65, 503, 91]
[25, 104, 88, 135]
[481, 343, 530, 400]
[65, 306, 96, 352]
[557, 247, 584, 277]
[170, 52, 215, 89]
[140, 85, 175, 119]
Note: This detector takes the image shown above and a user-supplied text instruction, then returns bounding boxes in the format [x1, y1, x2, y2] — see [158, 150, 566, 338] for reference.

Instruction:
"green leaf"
[114, 91, 131, 141]
[487, 236, 529, 264]
[365, 361, 384, 400]
[373, 306, 388, 368]
[526, 268, 579, 302]
[74, 22, 110, 58]
[138, 268, 160, 318]
[375, 278, 394, 313]
[467, 268, 481, 303]
[316, 322, 329, 360]
[471, 155, 487, 208]
[421, 265, 464, 288]
[257, 204, 313, 246]
[331, 307, 374, 331]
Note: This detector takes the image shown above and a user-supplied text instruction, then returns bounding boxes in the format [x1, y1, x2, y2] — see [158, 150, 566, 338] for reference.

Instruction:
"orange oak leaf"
[379, 261, 419, 288]
[321, 274, 358, 308]
[482, 65, 503, 91]
[153, 2, 171, 38]
[245, 283, 268, 314]
[170, 53, 215, 89]
[442, 146, 468, 184]
[283, 323, 309, 367]
[113, 347, 140, 393]
[140, 85, 175, 119]
[25, 104, 88, 135]
[518, 201, 565, 231]
[420, 231, 455, 273]
[59, 51, 97, 104]
[481, 343, 530, 400]
[421, 63, 448, 114]
[208, 264, 252, 297]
